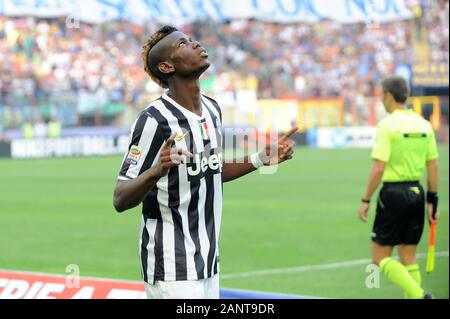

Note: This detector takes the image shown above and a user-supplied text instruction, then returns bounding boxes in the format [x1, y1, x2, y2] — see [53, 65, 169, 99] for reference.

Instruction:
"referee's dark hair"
[381, 76, 410, 103]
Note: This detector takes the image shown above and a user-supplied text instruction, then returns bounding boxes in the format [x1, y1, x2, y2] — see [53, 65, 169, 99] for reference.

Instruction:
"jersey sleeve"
[371, 121, 391, 162]
[118, 113, 164, 180]
[426, 124, 439, 161]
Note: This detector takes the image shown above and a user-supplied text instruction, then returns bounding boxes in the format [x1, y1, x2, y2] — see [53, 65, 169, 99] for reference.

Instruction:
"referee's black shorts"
[371, 181, 425, 246]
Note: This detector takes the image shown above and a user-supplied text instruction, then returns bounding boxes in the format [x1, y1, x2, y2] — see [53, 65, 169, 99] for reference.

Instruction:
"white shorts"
[144, 274, 219, 299]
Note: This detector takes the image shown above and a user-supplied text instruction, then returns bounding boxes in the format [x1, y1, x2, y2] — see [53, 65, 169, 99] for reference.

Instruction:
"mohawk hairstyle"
[142, 25, 178, 88]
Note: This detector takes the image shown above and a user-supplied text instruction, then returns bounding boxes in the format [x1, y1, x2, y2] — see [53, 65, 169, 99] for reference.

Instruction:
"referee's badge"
[199, 120, 209, 140]
[126, 145, 141, 165]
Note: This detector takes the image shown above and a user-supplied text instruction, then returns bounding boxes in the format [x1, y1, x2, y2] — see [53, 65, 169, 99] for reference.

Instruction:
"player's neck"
[168, 79, 202, 116]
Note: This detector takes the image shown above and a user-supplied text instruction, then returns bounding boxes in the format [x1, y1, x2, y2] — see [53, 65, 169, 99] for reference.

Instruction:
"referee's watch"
[361, 198, 370, 204]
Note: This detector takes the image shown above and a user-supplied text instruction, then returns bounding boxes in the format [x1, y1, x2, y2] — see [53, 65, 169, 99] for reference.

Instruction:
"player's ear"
[158, 61, 175, 75]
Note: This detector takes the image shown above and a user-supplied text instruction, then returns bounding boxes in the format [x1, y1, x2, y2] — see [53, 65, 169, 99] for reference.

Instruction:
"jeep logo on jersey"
[186, 151, 222, 181]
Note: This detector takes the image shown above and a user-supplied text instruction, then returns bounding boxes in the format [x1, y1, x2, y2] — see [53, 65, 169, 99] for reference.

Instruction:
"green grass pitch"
[0, 145, 448, 298]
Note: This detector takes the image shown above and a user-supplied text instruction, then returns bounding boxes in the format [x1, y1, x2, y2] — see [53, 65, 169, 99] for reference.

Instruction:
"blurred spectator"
[0, 0, 448, 130]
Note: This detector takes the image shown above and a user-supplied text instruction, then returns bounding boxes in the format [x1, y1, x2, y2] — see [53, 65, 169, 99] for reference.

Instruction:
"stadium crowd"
[0, 0, 448, 130]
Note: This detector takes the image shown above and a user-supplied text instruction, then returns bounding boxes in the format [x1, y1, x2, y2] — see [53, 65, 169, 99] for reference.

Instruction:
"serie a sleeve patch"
[126, 145, 142, 165]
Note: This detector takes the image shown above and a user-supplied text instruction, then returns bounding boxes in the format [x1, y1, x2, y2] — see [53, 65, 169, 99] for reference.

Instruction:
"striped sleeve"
[118, 111, 164, 180]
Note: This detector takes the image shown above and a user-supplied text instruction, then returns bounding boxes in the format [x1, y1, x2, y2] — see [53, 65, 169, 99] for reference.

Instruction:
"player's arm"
[114, 167, 162, 213]
[221, 160, 257, 183]
[358, 160, 386, 222]
[221, 127, 298, 182]
[113, 134, 192, 212]
[426, 159, 439, 224]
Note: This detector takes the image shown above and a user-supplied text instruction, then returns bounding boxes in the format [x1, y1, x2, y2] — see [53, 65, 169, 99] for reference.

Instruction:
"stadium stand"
[0, 0, 448, 134]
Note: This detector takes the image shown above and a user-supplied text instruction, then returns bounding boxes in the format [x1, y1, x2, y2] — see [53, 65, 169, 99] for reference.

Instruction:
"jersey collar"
[162, 92, 204, 121]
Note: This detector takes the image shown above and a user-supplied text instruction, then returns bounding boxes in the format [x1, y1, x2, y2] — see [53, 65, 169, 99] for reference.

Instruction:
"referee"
[113, 26, 297, 299]
[358, 76, 440, 299]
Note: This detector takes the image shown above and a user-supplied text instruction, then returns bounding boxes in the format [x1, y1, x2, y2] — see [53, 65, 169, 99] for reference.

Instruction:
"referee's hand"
[358, 202, 369, 223]
[156, 133, 193, 177]
[427, 203, 440, 225]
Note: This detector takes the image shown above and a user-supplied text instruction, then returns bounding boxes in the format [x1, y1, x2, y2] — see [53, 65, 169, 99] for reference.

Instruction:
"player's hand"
[358, 202, 369, 223]
[259, 127, 298, 165]
[427, 203, 440, 225]
[156, 133, 193, 178]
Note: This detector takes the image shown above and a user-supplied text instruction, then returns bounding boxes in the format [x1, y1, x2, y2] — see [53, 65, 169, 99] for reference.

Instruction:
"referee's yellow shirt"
[371, 109, 439, 182]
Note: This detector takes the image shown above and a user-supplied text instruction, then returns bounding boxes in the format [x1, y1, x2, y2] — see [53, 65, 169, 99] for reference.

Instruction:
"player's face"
[168, 31, 210, 77]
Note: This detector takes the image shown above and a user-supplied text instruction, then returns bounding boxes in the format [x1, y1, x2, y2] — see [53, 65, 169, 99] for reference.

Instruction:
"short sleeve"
[426, 125, 439, 161]
[371, 121, 391, 162]
[118, 113, 164, 180]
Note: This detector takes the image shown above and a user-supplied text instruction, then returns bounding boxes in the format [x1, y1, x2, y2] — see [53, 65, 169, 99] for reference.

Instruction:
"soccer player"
[358, 76, 440, 299]
[113, 26, 297, 299]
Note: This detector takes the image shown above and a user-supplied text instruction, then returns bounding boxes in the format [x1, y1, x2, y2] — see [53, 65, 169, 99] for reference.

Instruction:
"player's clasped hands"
[157, 133, 193, 177]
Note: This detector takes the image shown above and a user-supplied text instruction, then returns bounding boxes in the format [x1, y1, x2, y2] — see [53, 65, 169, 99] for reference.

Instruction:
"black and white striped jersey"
[117, 92, 223, 284]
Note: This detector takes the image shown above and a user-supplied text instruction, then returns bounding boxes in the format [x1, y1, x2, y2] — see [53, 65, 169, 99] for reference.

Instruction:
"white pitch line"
[220, 251, 449, 280]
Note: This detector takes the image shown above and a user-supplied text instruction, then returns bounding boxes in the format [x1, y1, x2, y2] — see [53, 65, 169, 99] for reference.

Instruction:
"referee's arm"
[426, 125, 439, 224]
[358, 160, 386, 222]
[426, 159, 439, 224]
[426, 159, 439, 193]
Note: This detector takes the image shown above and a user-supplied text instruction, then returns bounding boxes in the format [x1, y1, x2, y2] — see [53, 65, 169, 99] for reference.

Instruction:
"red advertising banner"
[0, 270, 146, 299]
